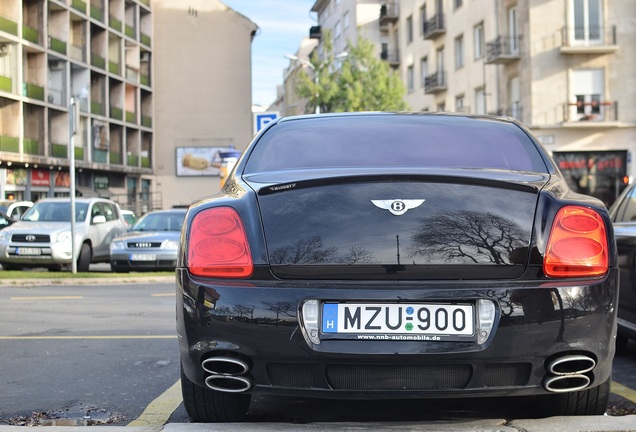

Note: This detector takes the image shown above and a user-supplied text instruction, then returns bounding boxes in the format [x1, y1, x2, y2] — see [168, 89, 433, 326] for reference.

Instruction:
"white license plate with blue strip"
[321, 303, 474, 340]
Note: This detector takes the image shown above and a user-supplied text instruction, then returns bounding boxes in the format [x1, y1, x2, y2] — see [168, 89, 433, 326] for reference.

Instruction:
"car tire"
[1, 264, 21, 271]
[541, 377, 610, 416]
[180, 364, 251, 422]
[47, 265, 63, 272]
[77, 243, 92, 272]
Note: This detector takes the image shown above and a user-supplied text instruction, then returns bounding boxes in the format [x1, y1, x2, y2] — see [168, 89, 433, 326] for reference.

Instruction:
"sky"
[222, 0, 318, 108]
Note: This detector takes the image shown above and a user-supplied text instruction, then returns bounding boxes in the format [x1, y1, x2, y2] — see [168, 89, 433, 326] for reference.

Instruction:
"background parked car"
[609, 182, 636, 353]
[110, 208, 186, 272]
[0, 200, 33, 220]
[0, 197, 128, 272]
[121, 209, 137, 227]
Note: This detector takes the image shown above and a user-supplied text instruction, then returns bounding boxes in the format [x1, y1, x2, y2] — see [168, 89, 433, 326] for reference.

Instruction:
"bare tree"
[409, 211, 528, 265]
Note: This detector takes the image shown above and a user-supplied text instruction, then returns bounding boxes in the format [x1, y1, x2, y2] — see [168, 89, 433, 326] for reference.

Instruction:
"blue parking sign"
[254, 112, 279, 133]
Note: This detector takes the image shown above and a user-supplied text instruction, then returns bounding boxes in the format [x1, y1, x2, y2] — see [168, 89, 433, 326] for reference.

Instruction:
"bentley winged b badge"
[371, 199, 425, 216]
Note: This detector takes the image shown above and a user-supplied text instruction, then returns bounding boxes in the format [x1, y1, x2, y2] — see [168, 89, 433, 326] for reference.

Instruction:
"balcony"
[424, 71, 447, 94]
[560, 26, 618, 54]
[0, 75, 13, 93]
[51, 143, 68, 158]
[109, 16, 122, 32]
[0, 15, 18, 36]
[309, 25, 321, 40]
[110, 106, 123, 120]
[141, 115, 151, 128]
[48, 36, 67, 55]
[380, 49, 399, 68]
[423, 14, 445, 40]
[24, 139, 41, 155]
[486, 36, 520, 64]
[109, 61, 120, 75]
[23, 82, 45, 100]
[22, 24, 40, 44]
[140, 32, 151, 47]
[125, 24, 135, 39]
[126, 110, 136, 123]
[91, 53, 106, 69]
[90, 6, 104, 22]
[91, 101, 104, 115]
[563, 101, 619, 127]
[71, 0, 87, 14]
[379, 1, 398, 30]
[0, 135, 19, 152]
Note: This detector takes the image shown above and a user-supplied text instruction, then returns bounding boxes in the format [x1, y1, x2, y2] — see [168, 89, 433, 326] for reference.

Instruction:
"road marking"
[151, 293, 175, 297]
[10, 296, 83, 300]
[612, 380, 636, 404]
[128, 379, 182, 427]
[0, 335, 176, 340]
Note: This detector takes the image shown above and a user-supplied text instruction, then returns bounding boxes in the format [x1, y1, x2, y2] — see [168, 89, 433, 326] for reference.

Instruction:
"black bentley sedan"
[176, 113, 618, 422]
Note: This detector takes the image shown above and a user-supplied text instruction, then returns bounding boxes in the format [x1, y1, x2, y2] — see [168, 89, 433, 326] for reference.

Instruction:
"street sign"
[254, 112, 279, 133]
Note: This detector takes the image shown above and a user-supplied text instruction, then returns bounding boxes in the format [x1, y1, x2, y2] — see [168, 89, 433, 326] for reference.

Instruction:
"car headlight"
[110, 240, 126, 250]
[163, 240, 180, 250]
[0, 231, 8, 241]
[55, 231, 72, 243]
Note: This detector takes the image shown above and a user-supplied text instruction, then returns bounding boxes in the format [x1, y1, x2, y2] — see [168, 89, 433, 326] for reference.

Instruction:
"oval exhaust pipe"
[202, 357, 249, 375]
[205, 375, 252, 393]
[543, 374, 591, 393]
[547, 354, 596, 376]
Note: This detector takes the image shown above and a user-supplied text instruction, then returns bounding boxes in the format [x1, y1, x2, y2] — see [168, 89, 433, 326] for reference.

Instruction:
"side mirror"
[92, 215, 107, 224]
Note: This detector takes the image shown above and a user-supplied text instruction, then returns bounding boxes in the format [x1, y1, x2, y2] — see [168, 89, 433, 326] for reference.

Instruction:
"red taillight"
[188, 207, 253, 278]
[544, 206, 608, 278]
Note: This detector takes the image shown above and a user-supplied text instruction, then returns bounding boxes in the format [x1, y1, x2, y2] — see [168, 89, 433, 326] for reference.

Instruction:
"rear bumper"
[176, 268, 618, 399]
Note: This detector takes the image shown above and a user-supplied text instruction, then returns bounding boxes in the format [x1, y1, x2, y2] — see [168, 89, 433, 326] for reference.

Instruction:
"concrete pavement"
[1, 416, 636, 431]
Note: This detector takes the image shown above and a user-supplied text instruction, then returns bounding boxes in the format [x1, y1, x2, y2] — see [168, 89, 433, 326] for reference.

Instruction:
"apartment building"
[152, 0, 257, 208]
[0, 0, 154, 212]
[0, 0, 256, 212]
[296, 0, 635, 207]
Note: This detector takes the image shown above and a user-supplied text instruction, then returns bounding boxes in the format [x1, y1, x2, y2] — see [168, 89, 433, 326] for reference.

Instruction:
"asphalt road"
[0, 278, 635, 428]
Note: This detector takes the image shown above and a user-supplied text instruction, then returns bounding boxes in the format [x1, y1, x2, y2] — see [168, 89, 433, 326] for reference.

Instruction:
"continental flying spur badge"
[371, 199, 425, 216]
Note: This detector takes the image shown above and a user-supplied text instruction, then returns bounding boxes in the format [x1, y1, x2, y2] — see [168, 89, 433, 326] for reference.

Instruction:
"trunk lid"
[249, 170, 548, 280]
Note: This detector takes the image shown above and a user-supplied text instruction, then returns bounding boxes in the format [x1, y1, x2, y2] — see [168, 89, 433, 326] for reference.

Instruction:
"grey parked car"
[0, 197, 128, 272]
[110, 208, 186, 272]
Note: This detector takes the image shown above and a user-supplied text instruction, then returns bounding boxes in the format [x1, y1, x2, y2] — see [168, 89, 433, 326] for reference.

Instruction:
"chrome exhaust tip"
[543, 374, 591, 393]
[547, 354, 596, 376]
[202, 357, 250, 375]
[205, 375, 252, 393]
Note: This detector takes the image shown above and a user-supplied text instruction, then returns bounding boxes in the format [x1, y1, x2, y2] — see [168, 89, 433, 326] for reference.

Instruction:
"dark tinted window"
[244, 115, 547, 174]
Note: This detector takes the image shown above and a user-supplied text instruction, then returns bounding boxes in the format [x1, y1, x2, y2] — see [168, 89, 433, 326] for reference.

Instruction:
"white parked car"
[0, 197, 128, 272]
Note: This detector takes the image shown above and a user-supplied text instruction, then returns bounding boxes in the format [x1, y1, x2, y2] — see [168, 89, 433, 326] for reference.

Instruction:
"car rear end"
[176, 114, 617, 421]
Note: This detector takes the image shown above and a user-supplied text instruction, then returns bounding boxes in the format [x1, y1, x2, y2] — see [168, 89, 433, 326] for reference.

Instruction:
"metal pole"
[314, 71, 320, 114]
[69, 97, 77, 273]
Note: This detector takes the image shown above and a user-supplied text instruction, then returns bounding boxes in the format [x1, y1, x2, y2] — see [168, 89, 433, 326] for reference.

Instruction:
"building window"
[572, 0, 602, 42]
[455, 95, 465, 112]
[475, 87, 486, 115]
[406, 15, 413, 43]
[343, 11, 350, 29]
[455, 34, 464, 69]
[407, 65, 414, 93]
[454, 0, 463, 9]
[420, 57, 428, 87]
[419, 5, 427, 36]
[474, 22, 485, 59]
[437, 103, 446, 112]
[335, 20, 342, 42]
[570, 69, 604, 121]
[437, 46, 445, 73]
[508, 6, 519, 55]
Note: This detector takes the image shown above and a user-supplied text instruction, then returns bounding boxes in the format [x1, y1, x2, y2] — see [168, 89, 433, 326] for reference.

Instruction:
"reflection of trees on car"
[409, 211, 528, 265]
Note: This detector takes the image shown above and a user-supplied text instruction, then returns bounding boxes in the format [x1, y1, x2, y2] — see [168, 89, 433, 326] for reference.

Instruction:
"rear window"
[244, 115, 548, 174]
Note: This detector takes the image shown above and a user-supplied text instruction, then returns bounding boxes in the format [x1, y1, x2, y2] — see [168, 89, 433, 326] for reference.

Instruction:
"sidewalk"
[1, 415, 636, 432]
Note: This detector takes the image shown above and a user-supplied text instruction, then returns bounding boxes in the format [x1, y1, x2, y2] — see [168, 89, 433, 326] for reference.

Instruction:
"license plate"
[130, 253, 156, 261]
[321, 303, 474, 341]
[16, 247, 41, 256]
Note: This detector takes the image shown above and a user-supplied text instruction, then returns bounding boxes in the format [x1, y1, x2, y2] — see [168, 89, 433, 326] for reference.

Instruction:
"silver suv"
[0, 197, 127, 272]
